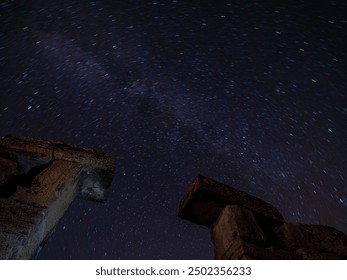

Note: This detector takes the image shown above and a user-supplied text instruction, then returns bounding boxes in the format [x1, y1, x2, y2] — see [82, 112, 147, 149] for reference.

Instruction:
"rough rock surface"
[0, 134, 115, 259]
[211, 205, 267, 259]
[178, 175, 285, 228]
[221, 239, 296, 260]
[273, 223, 347, 259]
[178, 175, 347, 260]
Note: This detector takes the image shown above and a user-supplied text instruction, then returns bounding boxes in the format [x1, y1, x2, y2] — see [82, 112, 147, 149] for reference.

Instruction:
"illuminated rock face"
[179, 175, 347, 260]
[0, 134, 115, 259]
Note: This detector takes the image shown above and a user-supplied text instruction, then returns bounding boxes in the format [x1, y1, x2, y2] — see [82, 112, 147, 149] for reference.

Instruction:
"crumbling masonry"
[0, 134, 115, 259]
[178, 175, 347, 259]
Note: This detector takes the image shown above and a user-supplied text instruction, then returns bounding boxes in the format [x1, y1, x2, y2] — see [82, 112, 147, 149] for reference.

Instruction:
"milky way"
[1, 1, 346, 259]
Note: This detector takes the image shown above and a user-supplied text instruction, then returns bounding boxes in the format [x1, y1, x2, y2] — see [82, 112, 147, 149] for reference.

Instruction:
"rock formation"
[178, 175, 347, 259]
[0, 134, 115, 259]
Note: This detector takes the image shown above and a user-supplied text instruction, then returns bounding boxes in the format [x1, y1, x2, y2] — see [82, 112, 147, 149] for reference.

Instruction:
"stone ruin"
[0, 134, 115, 259]
[1, 133, 345, 260]
[178, 175, 347, 259]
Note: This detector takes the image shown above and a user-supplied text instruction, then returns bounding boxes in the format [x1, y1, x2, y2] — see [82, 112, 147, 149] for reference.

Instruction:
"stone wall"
[178, 175, 347, 259]
[0, 134, 115, 259]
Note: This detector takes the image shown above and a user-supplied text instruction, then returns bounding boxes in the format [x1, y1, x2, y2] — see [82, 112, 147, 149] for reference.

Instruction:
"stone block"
[273, 222, 347, 258]
[221, 238, 296, 260]
[211, 205, 267, 259]
[178, 175, 284, 228]
[0, 134, 115, 172]
[295, 248, 345, 260]
[0, 134, 116, 259]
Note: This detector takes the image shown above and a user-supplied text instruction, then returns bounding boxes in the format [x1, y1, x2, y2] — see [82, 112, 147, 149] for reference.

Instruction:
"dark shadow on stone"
[0, 161, 52, 198]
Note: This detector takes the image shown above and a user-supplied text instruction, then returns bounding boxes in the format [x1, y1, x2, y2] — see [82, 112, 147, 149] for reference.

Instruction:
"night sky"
[1, 0, 346, 259]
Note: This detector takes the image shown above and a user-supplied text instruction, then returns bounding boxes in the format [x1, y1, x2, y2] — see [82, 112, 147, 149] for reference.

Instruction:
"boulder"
[178, 175, 347, 260]
[221, 238, 296, 260]
[211, 205, 267, 259]
[0, 134, 116, 259]
[0, 134, 115, 172]
[273, 222, 347, 259]
[295, 248, 345, 260]
[178, 175, 284, 228]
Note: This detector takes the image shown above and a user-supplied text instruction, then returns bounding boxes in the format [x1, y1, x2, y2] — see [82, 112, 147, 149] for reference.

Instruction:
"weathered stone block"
[0, 134, 115, 203]
[13, 160, 81, 207]
[273, 223, 347, 259]
[211, 205, 267, 259]
[0, 134, 116, 259]
[178, 175, 284, 228]
[295, 248, 345, 260]
[178, 175, 347, 259]
[221, 238, 296, 260]
[0, 199, 47, 259]
[0, 134, 115, 172]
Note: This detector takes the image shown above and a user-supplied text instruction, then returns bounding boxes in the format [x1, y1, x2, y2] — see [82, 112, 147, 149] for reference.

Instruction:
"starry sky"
[1, 0, 346, 259]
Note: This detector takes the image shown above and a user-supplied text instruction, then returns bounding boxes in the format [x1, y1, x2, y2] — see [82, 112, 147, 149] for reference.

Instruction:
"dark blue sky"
[1, 0, 346, 259]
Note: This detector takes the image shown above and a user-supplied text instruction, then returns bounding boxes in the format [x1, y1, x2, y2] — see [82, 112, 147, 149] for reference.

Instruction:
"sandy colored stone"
[211, 205, 267, 259]
[178, 176, 347, 260]
[13, 160, 81, 207]
[221, 238, 296, 260]
[0, 134, 116, 259]
[0, 134, 115, 171]
[273, 222, 347, 258]
[295, 248, 345, 260]
[178, 175, 284, 228]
